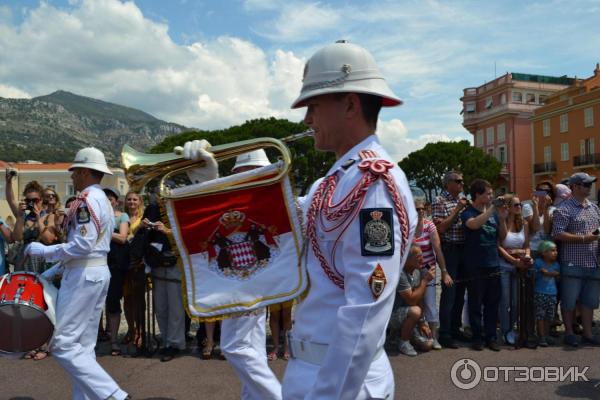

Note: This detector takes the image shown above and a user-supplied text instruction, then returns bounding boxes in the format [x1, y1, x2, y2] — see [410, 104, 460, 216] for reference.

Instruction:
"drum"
[0, 272, 54, 353]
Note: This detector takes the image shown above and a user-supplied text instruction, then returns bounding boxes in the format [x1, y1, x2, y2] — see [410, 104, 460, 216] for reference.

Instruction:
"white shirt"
[44, 184, 113, 263]
[292, 135, 417, 399]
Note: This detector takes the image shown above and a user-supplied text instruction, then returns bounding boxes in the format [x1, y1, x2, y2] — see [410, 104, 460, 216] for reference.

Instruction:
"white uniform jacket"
[289, 135, 417, 399]
[43, 184, 113, 263]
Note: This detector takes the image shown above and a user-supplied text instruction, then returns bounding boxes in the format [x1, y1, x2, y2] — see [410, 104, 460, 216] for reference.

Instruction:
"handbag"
[144, 244, 177, 269]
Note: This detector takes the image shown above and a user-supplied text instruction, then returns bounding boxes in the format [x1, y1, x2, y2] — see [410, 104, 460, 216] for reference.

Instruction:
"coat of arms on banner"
[202, 210, 281, 280]
[163, 162, 307, 320]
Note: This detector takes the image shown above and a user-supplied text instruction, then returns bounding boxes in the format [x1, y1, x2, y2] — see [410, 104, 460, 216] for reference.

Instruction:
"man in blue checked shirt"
[552, 172, 600, 347]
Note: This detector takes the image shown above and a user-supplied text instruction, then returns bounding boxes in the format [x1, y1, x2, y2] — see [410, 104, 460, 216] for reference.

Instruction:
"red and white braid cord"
[307, 159, 410, 289]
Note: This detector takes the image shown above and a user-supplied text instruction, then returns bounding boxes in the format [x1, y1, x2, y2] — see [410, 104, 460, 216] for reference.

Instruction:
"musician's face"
[303, 94, 345, 152]
[70, 168, 85, 191]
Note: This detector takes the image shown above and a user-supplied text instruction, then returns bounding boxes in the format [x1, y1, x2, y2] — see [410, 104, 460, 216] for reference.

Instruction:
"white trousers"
[282, 352, 394, 400]
[220, 310, 282, 400]
[152, 268, 186, 350]
[50, 266, 128, 400]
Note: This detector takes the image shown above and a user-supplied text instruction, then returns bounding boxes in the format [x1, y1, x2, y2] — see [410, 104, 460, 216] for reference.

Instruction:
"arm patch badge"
[360, 208, 394, 256]
[368, 264, 387, 299]
[77, 206, 91, 224]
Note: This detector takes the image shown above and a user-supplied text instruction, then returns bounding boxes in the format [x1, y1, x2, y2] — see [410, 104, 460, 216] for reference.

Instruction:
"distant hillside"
[0, 90, 187, 164]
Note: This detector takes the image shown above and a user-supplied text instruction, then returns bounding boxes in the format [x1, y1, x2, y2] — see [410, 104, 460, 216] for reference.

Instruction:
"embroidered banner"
[164, 163, 306, 320]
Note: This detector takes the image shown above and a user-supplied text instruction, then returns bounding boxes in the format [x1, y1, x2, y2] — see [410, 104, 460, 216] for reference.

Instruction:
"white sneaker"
[432, 337, 442, 350]
[398, 340, 417, 356]
[504, 330, 517, 345]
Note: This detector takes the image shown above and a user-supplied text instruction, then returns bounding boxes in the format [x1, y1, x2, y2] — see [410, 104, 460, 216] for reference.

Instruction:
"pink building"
[461, 73, 573, 196]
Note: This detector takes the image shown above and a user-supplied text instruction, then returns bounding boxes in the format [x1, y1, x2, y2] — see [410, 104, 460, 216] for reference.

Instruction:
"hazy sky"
[1, 0, 599, 160]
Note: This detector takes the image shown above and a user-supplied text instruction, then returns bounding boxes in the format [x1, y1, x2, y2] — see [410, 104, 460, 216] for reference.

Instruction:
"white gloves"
[25, 242, 46, 258]
[182, 139, 212, 162]
[178, 139, 219, 184]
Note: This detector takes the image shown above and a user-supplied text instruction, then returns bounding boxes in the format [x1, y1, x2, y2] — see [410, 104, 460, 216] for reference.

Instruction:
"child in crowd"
[533, 241, 560, 346]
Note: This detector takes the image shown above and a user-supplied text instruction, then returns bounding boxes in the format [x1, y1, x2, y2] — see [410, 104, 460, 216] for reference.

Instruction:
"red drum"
[0, 272, 54, 353]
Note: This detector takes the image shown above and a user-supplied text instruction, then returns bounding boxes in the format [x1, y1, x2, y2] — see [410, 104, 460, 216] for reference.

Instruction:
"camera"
[7, 169, 17, 177]
[593, 228, 600, 235]
[533, 190, 548, 197]
[492, 197, 505, 208]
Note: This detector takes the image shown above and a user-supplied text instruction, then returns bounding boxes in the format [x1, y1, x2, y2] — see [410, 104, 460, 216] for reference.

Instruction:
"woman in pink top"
[413, 199, 450, 350]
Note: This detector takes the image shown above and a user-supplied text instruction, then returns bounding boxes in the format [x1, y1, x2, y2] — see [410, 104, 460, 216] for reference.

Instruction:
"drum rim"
[4, 271, 40, 277]
[0, 300, 47, 314]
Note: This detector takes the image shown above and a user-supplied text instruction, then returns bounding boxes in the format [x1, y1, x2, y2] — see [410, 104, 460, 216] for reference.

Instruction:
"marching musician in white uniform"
[181, 147, 283, 399]
[182, 41, 416, 399]
[219, 149, 283, 400]
[26, 148, 129, 400]
[281, 40, 417, 399]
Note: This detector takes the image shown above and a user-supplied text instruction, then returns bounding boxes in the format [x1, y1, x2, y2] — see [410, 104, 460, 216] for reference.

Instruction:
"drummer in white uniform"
[26, 147, 129, 400]
[219, 149, 283, 400]
[281, 40, 417, 399]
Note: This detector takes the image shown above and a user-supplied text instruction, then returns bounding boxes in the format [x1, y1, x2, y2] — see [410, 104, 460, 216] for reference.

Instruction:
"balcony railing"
[573, 153, 600, 168]
[463, 103, 539, 123]
[533, 162, 556, 174]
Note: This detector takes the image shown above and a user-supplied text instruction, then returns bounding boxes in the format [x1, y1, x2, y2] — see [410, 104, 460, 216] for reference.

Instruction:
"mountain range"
[0, 90, 187, 164]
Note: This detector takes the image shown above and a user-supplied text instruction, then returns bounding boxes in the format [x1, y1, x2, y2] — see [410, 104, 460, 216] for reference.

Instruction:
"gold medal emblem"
[368, 264, 387, 299]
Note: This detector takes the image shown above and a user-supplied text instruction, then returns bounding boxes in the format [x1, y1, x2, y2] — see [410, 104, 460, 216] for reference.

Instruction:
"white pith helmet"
[291, 40, 402, 109]
[232, 149, 271, 172]
[69, 147, 113, 175]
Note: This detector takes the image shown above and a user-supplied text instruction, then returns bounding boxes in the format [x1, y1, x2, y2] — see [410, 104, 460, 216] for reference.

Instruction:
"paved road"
[2, 339, 600, 400]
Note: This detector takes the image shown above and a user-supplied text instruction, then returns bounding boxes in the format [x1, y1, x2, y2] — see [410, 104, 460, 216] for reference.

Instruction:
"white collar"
[325, 134, 380, 177]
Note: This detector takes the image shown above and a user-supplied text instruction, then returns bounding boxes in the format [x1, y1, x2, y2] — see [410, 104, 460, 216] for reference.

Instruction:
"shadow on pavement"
[555, 379, 600, 399]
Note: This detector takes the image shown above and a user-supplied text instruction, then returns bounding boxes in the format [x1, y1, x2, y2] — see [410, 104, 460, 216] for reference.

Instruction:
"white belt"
[288, 335, 385, 366]
[63, 257, 107, 268]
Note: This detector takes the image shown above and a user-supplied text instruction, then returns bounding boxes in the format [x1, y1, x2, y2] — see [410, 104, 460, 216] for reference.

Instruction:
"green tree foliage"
[150, 118, 336, 195]
[398, 140, 502, 202]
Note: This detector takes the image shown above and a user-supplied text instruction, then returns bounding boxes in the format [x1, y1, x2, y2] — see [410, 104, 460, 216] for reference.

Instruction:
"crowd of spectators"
[387, 170, 600, 356]
[3, 166, 599, 364]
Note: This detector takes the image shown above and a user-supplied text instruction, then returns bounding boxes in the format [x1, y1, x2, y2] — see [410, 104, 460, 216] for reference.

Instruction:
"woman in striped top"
[413, 199, 449, 350]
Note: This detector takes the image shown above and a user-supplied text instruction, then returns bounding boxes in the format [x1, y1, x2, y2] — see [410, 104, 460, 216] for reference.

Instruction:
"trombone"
[121, 129, 314, 198]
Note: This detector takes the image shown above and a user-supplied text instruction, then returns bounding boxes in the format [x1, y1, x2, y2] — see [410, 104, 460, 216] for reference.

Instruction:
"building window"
[584, 107, 594, 128]
[466, 102, 475, 113]
[560, 114, 568, 133]
[66, 183, 75, 197]
[542, 119, 550, 137]
[526, 93, 536, 104]
[560, 143, 569, 161]
[539, 95, 547, 104]
[476, 130, 483, 147]
[486, 127, 494, 145]
[512, 92, 522, 103]
[543, 146, 552, 164]
[580, 138, 595, 156]
[500, 93, 507, 105]
[497, 123, 506, 142]
[485, 97, 493, 109]
[488, 148, 494, 157]
[498, 146, 506, 163]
